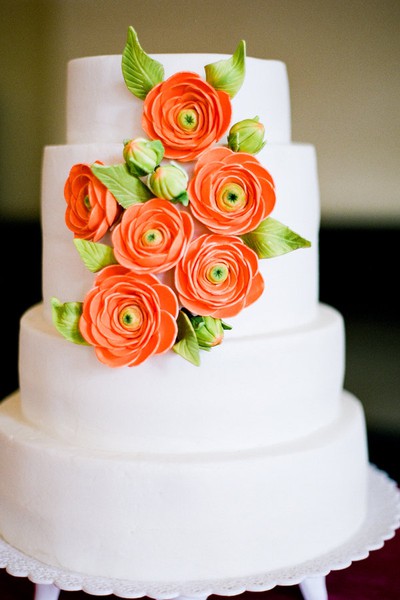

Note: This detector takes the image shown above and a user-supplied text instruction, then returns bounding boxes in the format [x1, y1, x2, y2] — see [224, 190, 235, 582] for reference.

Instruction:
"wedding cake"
[0, 27, 368, 582]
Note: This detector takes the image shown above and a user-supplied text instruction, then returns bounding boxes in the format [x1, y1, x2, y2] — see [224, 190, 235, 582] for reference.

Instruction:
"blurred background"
[0, 0, 399, 476]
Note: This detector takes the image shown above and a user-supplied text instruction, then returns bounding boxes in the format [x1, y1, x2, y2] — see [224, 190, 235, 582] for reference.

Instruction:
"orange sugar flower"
[188, 146, 276, 235]
[64, 163, 121, 241]
[80, 265, 179, 367]
[142, 72, 232, 162]
[174, 234, 264, 319]
[112, 198, 194, 274]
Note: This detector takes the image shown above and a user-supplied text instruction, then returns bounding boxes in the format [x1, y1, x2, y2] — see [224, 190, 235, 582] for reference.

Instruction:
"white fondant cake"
[0, 32, 369, 583]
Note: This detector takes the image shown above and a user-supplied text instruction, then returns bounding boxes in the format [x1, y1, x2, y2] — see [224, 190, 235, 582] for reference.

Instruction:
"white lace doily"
[1, 464, 399, 598]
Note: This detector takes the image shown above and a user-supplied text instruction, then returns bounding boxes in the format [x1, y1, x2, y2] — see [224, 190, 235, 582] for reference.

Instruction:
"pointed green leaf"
[171, 190, 190, 207]
[172, 310, 200, 366]
[91, 163, 152, 208]
[241, 217, 312, 259]
[205, 40, 246, 98]
[50, 297, 88, 345]
[122, 26, 164, 100]
[74, 238, 118, 272]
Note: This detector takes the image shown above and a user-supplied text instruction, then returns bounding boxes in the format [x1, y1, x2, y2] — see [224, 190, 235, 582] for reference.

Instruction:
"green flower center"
[119, 305, 143, 331]
[217, 183, 247, 212]
[177, 108, 198, 131]
[83, 194, 91, 210]
[141, 228, 163, 247]
[207, 263, 229, 284]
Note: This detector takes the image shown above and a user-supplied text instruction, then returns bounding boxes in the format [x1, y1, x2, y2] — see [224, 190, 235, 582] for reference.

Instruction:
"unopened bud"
[227, 116, 266, 154]
[123, 138, 164, 176]
[147, 163, 189, 206]
[191, 315, 231, 350]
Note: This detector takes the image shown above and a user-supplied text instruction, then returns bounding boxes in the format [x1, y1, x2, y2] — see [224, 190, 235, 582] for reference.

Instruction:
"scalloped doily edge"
[1, 463, 399, 598]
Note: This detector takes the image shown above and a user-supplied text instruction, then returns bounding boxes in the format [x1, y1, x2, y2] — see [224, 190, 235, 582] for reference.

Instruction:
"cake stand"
[1, 464, 399, 600]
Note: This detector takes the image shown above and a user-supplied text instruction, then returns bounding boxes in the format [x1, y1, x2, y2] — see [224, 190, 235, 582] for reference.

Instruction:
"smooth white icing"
[41, 142, 319, 336]
[19, 303, 344, 453]
[0, 392, 368, 581]
[67, 54, 291, 144]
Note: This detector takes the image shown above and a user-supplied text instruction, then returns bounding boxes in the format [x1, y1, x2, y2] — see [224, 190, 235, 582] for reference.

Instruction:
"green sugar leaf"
[171, 190, 190, 207]
[74, 238, 117, 272]
[172, 310, 201, 366]
[205, 40, 246, 98]
[91, 163, 152, 208]
[50, 297, 88, 345]
[241, 217, 312, 259]
[122, 26, 164, 100]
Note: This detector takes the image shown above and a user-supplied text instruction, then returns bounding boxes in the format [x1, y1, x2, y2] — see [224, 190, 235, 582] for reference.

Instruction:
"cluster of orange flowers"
[62, 70, 276, 367]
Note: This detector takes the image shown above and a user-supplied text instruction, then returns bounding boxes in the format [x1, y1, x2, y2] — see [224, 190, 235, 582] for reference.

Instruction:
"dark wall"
[319, 226, 398, 324]
[2, 221, 42, 399]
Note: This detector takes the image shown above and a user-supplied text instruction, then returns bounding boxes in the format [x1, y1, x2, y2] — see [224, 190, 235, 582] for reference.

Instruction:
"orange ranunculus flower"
[174, 234, 264, 319]
[80, 265, 179, 367]
[188, 146, 276, 235]
[142, 72, 232, 162]
[112, 198, 194, 274]
[64, 163, 121, 242]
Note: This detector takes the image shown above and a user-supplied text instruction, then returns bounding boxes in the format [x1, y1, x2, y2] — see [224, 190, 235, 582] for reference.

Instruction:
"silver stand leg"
[299, 576, 328, 600]
[34, 583, 60, 600]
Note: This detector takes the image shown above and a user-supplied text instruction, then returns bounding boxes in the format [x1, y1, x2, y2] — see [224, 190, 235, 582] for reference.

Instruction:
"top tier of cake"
[66, 54, 291, 144]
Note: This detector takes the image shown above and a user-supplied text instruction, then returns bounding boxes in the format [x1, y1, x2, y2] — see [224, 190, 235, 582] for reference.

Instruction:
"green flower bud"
[227, 116, 266, 154]
[147, 163, 189, 206]
[123, 138, 164, 176]
[191, 315, 229, 350]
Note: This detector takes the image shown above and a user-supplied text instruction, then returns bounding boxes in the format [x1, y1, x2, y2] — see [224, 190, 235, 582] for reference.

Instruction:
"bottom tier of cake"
[0, 392, 368, 582]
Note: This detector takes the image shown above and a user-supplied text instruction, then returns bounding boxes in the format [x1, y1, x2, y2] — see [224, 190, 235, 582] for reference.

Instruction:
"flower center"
[217, 183, 247, 212]
[207, 263, 229, 284]
[83, 194, 91, 210]
[177, 108, 198, 131]
[119, 305, 143, 331]
[141, 228, 163, 247]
